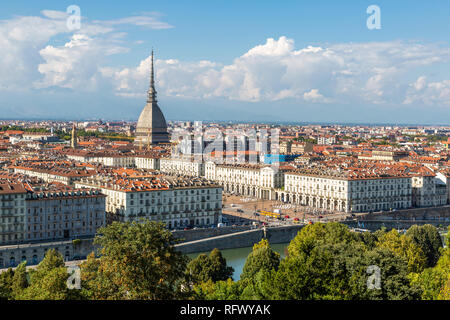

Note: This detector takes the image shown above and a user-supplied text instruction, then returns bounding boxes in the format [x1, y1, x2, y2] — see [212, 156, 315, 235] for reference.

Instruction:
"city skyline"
[0, 1, 449, 304]
[0, 1, 450, 123]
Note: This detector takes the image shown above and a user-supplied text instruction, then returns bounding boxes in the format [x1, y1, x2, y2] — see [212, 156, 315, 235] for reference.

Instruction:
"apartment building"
[67, 152, 135, 167]
[75, 175, 222, 228]
[291, 142, 314, 153]
[1, 183, 106, 246]
[284, 169, 412, 213]
[12, 163, 95, 185]
[159, 157, 205, 177]
[205, 162, 283, 200]
[412, 174, 447, 207]
[25, 189, 106, 242]
[0, 184, 27, 246]
[135, 155, 160, 170]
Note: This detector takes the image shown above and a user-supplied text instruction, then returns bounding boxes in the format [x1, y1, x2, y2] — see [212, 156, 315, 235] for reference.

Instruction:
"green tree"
[359, 248, 422, 300]
[193, 278, 243, 300]
[259, 223, 421, 300]
[239, 269, 274, 300]
[287, 222, 361, 260]
[80, 221, 190, 300]
[265, 241, 374, 300]
[0, 268, 15, 299]
[18, 249, 81, 300]
[376, 229, 427, 273]
[187, 248, 234, 284]
[410, 246, 450, 300]
[11, 261, 28, 299]
[406, 224, 443, 267]
[208, 249, 234, 282]
[241, 239, 280, 281]
[239, 239, 281, 299]
[186, 254, 212, 283]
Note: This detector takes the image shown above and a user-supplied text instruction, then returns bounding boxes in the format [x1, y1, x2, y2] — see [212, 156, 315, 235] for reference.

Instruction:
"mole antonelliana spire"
[134, 50, 169, 147]
[148, 49, 156, 103]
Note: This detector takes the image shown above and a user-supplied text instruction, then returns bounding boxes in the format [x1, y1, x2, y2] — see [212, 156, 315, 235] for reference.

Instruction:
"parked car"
[237, 209, 244, 213]
[284, 215, 290, 219]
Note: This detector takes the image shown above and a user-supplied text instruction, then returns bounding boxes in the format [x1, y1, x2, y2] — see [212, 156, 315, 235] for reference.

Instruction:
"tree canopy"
[187, 248, 234, 284]
[406, 224, 443, 268]
[80, 221, 190, 300]
[0, 222, 448, 301]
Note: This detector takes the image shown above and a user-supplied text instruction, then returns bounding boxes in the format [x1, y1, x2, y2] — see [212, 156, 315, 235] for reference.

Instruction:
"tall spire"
[147, 49, 157, 103]
[71, 123, 77, 149]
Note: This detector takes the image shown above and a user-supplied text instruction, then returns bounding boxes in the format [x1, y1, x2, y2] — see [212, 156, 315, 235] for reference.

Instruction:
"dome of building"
[134, 50, 169, 146]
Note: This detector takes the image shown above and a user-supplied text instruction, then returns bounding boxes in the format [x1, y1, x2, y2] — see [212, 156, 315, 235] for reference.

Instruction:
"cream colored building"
[135, 156, 160, 170]
[160, 157, 204, 177]
[412, 175, 447, 207]
[66, 153, 135, 167]
[283, 170, 412, 213]
[205, 162, 283, 199]
[75, 175, 222, 228]
[12, 166, 95, 186]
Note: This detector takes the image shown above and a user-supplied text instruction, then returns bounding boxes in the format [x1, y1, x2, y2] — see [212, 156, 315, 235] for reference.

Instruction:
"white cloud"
[96, 15, 173, 29]
[404, 77, 450, 106]
[0, 13, 69, 90]
[303, 89, 330, 103]
[0, 10, 171, 91]
[35, 34, 128, 90]
[243, 36, 294, 57]
[1, 10, 450, 112]
[103, 37, 450, 106]
[413, 76, 427, 91]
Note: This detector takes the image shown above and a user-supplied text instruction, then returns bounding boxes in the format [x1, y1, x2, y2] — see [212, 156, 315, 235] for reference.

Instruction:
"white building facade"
[75, 177, 222, 228]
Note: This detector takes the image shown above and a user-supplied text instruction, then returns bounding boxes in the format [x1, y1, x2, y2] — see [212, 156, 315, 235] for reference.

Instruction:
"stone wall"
[343, 219, 450, 231]
[357, 205, 450, 221]
[344, 205, 450, 231]
[0, 238, 96, 269]
[175, 225, 304, 254]
[172, 225, 253, 243]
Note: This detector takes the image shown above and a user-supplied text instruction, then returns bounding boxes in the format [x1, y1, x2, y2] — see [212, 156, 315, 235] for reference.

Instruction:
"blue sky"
[0, 0, 450, 124]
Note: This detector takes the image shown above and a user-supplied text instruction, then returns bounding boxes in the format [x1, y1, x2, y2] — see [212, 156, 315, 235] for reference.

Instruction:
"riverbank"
[187, 242, 289, 281]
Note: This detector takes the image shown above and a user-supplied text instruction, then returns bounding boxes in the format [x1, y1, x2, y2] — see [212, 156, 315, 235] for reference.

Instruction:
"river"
[187, 242, 290, 281]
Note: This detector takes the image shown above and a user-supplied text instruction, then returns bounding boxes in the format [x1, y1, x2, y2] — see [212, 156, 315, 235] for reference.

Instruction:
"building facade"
[0, 184, 27, 246]
[75, 175, 222, 228]
[135, 156, 160, 170]
[205, 162, 283, 200]
[25, 189, 106, 242]
[160, 157, 204, 177]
